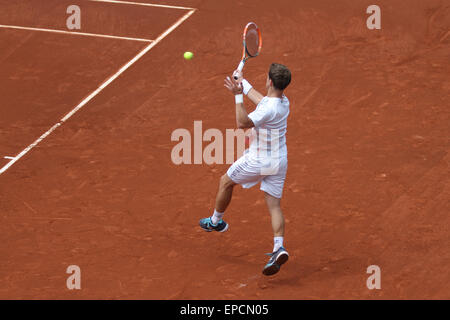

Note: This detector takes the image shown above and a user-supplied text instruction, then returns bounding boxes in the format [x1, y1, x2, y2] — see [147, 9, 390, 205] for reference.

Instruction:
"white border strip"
[0, 24, 153, 42]
[89, 0, 195, 10]
[0, 8, 196, 175]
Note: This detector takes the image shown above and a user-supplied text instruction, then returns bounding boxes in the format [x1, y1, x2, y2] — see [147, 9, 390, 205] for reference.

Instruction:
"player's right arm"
[233, 70, 264, 106]
[224, 76, 255, 129]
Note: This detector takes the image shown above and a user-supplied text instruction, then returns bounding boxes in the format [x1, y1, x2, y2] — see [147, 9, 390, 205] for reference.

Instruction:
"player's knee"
[220, 174, 234, 189]
[264, 192, 281, 208]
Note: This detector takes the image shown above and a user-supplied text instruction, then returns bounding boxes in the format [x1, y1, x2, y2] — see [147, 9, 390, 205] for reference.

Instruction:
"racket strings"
[244, 26, 260, 57]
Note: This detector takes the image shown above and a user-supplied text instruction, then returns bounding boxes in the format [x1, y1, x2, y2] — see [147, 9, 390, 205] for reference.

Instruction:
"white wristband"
[242, 79, 253, 95]
[235, 94, 244, 104]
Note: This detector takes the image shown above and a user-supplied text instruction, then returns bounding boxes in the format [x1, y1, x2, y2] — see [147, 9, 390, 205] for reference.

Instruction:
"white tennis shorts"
[227, 153, 288, 199]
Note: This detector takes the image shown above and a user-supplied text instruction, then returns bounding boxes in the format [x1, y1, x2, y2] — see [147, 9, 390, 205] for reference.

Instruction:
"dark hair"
[268, 63, 291, 90]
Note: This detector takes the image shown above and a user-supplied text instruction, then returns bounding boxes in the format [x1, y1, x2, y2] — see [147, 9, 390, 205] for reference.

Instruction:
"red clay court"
[0, 0, 449, 299]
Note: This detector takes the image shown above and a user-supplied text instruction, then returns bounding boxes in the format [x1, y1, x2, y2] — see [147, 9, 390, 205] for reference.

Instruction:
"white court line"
[4, 156, 15, 160]
[0, 24, 153, 42]
[0, 8, 196, 175]
[89, 0, 195, 10]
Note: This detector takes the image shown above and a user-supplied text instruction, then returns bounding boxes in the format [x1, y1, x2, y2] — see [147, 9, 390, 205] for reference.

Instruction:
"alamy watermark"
[170, 121, 283, 175]
[366, 265, 381, 290]
[366, 5, 381, 30]
[66, 265, 81, 290]
[66, 5, 81, 30]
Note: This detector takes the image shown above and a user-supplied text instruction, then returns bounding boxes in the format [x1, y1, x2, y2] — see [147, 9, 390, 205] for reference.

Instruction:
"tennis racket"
[234, 22, 262, 80]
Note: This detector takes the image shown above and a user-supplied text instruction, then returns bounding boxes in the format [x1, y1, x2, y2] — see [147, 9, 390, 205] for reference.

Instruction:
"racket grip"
[234, 61, 245, 80]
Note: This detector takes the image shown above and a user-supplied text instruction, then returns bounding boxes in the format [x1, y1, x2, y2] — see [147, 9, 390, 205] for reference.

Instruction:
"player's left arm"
[224, 76, 255, 129]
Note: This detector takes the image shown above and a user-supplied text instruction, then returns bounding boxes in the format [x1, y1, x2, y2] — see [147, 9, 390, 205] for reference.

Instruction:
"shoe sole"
[262, 251, 289, 276]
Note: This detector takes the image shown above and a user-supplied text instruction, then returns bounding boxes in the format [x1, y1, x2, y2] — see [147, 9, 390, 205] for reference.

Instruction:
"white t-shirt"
[247, 95, 289, 160]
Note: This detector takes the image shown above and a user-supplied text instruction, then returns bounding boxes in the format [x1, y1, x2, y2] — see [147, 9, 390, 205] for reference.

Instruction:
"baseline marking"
[89, 0, 195, 10]
[0, 24, 153, 42]
[0, 8, 196, 175]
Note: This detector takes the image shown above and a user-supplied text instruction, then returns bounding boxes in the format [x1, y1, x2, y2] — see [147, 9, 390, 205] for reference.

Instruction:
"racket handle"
[234, 60, 245, 80]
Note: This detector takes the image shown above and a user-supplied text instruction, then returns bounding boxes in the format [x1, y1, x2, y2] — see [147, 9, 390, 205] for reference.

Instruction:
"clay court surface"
[0, 0, 449, 299]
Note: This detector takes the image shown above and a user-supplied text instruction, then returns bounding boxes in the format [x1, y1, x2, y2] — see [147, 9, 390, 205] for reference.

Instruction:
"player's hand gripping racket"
[234, 22, 262, 80]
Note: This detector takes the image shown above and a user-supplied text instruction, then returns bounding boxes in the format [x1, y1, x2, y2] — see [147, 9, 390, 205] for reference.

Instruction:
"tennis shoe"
[199, 217, 229, 233]
[262, 246, 289, 276]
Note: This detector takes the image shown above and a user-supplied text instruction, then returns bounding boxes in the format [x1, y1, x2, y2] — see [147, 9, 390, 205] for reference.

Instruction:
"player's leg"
[199, 174, 234, 232]
[264, 192, 285, 243]
[199, 154, 262, 233]
[215, 173, 236, 214]
[262, 192, 289, 275]
[260, 158, 289, 276]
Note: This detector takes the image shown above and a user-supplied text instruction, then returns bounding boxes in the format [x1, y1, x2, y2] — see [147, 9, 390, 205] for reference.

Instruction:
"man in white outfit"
[199, 63, 291, 276]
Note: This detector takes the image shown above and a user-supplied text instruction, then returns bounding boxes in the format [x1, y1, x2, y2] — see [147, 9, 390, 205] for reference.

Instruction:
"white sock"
[211, 209, 224, 225]
[273, 236, 284, 252]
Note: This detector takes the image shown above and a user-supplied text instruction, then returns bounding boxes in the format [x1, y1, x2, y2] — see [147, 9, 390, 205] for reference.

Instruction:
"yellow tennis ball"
[184, 51, 194, 60]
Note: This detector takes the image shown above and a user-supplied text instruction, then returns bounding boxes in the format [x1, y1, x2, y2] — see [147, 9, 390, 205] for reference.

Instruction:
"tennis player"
[199, 63, 292, 276]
